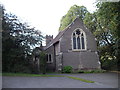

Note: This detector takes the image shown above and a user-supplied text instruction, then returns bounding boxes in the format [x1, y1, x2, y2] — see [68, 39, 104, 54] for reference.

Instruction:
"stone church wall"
[45, 46, 55, 71]
[59, 18, 100, 70]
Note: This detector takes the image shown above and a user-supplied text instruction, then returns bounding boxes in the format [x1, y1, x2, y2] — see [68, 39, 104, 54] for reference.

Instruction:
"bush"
[78, 69, 106, 73]
[78, 70, 84, 73]
[62, 66, 73, 73]
[101, 59, 118, 70]
[40, 52, 47, 74]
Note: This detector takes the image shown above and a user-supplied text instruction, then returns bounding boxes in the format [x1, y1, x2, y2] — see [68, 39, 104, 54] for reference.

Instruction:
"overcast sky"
[0, 0, 97, 38]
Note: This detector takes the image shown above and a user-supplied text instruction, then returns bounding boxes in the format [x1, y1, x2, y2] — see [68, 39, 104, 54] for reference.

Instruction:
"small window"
[72, 28, 86, 50]
[47, 54, 53, 63]
[49, 54, 51, 62]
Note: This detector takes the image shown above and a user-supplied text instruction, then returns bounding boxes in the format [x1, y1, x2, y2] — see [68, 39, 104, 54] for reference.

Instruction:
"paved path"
[60, 72, 119, 88]
[2, 72, 119, 88]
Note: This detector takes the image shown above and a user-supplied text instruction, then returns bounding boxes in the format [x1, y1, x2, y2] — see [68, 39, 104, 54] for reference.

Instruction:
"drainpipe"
[61, 52, 63, 72]
[53, 44, 56, 72]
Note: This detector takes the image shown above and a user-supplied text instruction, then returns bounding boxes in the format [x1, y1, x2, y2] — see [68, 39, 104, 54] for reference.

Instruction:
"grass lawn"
[2, 73, 95, 83]
[67, 76, 94, 83]
[2, 73, 64, 77]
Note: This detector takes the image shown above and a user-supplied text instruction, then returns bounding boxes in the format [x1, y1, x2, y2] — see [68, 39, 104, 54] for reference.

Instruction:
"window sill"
[47, 62, 53, 64]
[72, 49, 87, 52]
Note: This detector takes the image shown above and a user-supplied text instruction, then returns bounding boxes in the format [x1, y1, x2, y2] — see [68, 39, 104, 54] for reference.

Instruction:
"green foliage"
[84, 2, 120, 70]
[59, 2, 119, 71]
[59, 5, 88, 31]
[2, 6, 44, 73]
[40, 52, 47, 74]
[67, 76, 95, 83]
[78, 70, 106, 73]
[62, 66, 73, 73]
[2, 73, 64, 77]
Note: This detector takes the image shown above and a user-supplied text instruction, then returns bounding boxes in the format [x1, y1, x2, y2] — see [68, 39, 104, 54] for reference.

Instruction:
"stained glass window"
[72, 28, 86, 50]
[76, 29, 81, 35]
[73, 37, 76, 49]
[77, 36, 81, 49]
[81, 36, 85, 49]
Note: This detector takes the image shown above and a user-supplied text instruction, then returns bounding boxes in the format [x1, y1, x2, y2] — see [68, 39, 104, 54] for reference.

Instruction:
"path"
[2, 72, 119, 88]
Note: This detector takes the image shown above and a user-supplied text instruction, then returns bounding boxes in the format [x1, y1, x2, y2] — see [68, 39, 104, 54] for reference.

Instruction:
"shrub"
[62, 66, 73, 73]
[78, 69, 106, 73]
[78, 70, 84, 73]
[40, 51, 47, 74]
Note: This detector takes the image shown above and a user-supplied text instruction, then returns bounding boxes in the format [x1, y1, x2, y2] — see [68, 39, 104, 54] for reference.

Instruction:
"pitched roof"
[44, 30, 66, 50]
[44, 17, 80, 50]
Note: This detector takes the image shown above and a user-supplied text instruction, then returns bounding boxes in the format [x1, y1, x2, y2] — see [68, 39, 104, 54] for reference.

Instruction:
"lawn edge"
[2, 73, 95, 83]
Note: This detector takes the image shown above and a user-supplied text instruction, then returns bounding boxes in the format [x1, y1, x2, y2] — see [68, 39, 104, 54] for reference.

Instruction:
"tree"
[59, 5, 88, 31]
[59, 2, 120, 70]
[2, 6, 44, 73]
[39, 51, 47, 74]
[84, 2, 120, 70]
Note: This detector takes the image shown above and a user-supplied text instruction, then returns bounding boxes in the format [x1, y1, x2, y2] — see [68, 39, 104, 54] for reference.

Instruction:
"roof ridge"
[44, 17, 80, 50]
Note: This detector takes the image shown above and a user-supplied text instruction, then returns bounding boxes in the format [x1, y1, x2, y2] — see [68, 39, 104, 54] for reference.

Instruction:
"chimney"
[46, 35, 53, 46]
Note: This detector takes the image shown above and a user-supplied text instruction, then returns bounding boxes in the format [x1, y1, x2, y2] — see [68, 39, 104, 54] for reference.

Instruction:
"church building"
[44, 17, 101, 72]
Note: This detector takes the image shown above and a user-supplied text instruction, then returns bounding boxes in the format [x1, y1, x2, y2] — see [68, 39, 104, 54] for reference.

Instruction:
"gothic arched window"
[72, 28, 86, 50]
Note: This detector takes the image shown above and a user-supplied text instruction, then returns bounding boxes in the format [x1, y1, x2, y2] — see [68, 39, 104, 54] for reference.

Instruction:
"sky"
[0, 0, 97, 38]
